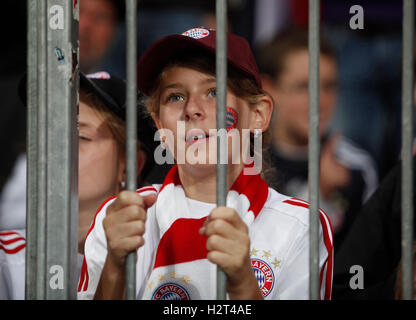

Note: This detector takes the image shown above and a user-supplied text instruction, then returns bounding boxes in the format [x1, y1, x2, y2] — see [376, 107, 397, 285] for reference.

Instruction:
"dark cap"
[137, 27, 262, 96]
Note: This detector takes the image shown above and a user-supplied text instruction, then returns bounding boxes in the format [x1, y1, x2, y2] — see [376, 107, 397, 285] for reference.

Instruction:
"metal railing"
[24, 0, 414, 300]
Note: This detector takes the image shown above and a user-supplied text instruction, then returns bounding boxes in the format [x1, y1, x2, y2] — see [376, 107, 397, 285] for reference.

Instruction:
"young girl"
[78, 28, 333, 300]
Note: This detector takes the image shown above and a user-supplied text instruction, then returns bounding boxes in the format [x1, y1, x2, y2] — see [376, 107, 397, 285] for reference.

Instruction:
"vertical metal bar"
[26, 0, 41, 300]
[125, 0, 138, 300]
[27, 0, 79, 299]
[216, 0, 228, 300]
[401, 0, 414, 301]
[34, 0, 49, 300]
[45, 0, 79, 299]
[308, 0, 320, 300]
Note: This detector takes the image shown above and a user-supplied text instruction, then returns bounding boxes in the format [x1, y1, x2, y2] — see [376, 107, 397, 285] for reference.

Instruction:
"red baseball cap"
[137, 27, 262, 96]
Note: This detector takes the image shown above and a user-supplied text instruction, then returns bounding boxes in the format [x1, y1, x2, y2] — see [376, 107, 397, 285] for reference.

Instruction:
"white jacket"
[0, 229, 26, 299]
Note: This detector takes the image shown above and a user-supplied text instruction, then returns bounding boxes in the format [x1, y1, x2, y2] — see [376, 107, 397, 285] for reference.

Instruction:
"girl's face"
[78, 101, 125, 206]
[154, 66, 257, 173]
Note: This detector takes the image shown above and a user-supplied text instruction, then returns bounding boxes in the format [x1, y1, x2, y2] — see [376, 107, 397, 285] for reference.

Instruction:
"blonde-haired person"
[0, 72, 158, 299]
[78, 28, 333, 300]
[77, 72, 158, 254]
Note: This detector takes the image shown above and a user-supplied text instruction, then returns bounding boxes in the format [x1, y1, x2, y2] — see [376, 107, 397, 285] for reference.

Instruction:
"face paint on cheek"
[226, 107, 238, 132]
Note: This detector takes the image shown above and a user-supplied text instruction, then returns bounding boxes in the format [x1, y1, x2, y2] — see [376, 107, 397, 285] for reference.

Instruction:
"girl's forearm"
[94, 256, 126, 300]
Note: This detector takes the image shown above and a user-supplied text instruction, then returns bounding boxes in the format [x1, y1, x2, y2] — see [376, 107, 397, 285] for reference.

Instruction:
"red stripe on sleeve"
[0, 243, 26, 254]
[136, 186, 158, 194]
[283, 199, 334, 300]
[0, 237, 25, 245]
[0, 231, 19, 236]
[78, 257, 87, 292]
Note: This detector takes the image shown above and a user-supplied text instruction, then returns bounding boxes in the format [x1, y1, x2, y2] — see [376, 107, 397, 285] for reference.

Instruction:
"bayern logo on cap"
[86, 71, 111, 79]
[182, 28, 210, 39]
[152, 283, 191, 300]
[251, 258, 275, 297]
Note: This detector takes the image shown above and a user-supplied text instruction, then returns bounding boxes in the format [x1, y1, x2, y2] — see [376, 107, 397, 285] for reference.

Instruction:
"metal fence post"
[308, 0, 321, 300]
[216, 0, 228, 300]
[401, 0, 414, 301]
[125, 0, 138, 300]
[26, 0, 79, 300]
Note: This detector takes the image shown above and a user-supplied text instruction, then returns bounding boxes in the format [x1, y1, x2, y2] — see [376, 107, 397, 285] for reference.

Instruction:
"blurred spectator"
[253, 0, 291, 46]
[322, 0, 408, 179]
[257, 28, 378, 251]
[333, 59, 416, 300]
[252, 0, 412, 180]
[79, 0, 125, 73]
[0, 72, 158, 299]
[332, 157, 415, 300]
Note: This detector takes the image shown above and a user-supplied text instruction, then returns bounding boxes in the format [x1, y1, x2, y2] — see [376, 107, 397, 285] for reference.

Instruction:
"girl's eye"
[208, 88, 217, 98]
[167, 94, 184, 103]
[79, 136, 91, 141]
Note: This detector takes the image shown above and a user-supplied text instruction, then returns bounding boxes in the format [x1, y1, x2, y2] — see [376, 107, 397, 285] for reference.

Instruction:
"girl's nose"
[184, 96, 205, 121]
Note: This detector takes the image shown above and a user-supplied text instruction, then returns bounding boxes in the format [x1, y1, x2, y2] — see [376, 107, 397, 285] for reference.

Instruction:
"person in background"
[256, 28, 378, 252]
[332, 157, 416, 300]
[0, 72, 158, 299]
[79, 0, 125, 74]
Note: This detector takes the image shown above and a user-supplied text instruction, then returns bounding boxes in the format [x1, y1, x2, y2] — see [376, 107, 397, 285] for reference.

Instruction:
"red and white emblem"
[152, 283, 190, 300]
[86, 71, 111, 80]
[182, 28, 210, 39]
[251, 258, 275, 297]
[226, 107, 238, 132]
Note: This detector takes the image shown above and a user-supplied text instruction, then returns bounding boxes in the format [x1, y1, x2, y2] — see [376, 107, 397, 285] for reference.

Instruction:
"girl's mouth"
[185, 128, 216, 145]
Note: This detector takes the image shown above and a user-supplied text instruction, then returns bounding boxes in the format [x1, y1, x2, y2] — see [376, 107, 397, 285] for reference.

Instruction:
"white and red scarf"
[138, 164, 269, 299]
[151, 163, 269, 270]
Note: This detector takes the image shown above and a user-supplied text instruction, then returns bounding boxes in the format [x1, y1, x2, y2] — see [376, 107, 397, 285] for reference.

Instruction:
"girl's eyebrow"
[162, 78, 216, 91]
[161, 83, 183, 91]
[79, 122, 94, 129]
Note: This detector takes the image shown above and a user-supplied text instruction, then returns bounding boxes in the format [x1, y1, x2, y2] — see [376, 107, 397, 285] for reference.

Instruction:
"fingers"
[103, 190, 157, 267]
[199, 207, 248, 243]
[199, 207, 251, 274]
[107, 204, 147, 224]
[206, 207, 248, 233]
[110, 190, 146, 212]
[105, 220, 146, 240]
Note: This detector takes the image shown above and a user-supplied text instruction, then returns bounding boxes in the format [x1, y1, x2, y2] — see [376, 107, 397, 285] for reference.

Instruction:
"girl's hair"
[79, 88, 145, 186]
[143, 49, 275, 178]
[80, 88, 127, 153]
